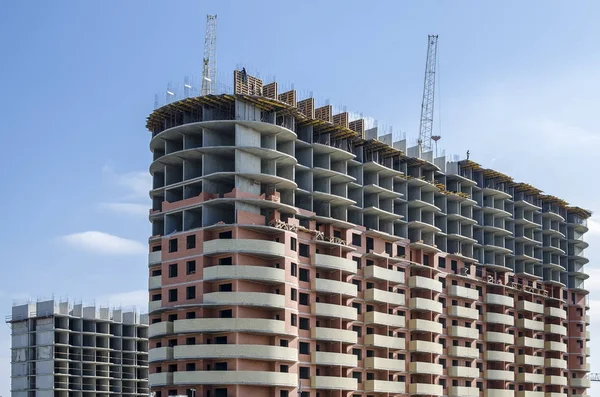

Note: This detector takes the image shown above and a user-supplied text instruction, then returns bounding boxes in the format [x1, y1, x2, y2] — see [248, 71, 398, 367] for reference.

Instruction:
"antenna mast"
[202, 15, 217, 96]
[418, 34, 438, 152]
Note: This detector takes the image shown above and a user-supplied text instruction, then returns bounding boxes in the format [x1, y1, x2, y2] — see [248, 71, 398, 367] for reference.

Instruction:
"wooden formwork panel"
[233, 70, 263, 96]
[315, 105, 332, 123]
[263, 82, 278, 99]
[333, 112, 349, 129]
[297, 98, 315, 118]
[278, 90, 297, 107]
[349, 119, 365, 138]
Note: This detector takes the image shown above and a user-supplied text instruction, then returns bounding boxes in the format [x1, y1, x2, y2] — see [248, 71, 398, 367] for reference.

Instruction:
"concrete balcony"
[545, 306, 567, 319]
[148, 250, 161, 265]
[486, 293, 514, 307]
[408, 384, 443, 396]
[449, 386, 480, 397]
[366, 288, 405, 306]
[485, 331, 514, 344]
[408, 276, 443, 292]
[311, 302, 357, 321]
[408, 319, 442, 334]
[364, 380, 405, 394]
[409, 361, 443, 375]
[485, 369, 515, 381]
[448, 346, 479, 358]
[313, 253, 357, 274]
[485, 391, 514, 397]
[365, 334, 405, 350]
[516, 392, 544, 397]
[312, 278, 358, 297]
[570, 378, 591, 388]
[517, 336, 544, 349]
[545, 394, 565, 397]
[149, 347, 173, 362]
[203, 292, 285, 309]
[448, 305, 479, 320]
[149, 321, 173, 337]
[173, 370, 296, 387]
[516, 318, 544, 331]
[174, 318, 288, 335]
[448, 285, 479, 300]
[544, 324, 567, 336]
[204, 265, 285, 284]
[173, 344, 296, 362]
[203, 238, 285, 258]
[485, 350, 514, 362]
[148, 372, 172, 387]
[544, 341, 567, 353]
[311, 327, 357, 344]
[409, 340, 443, 355]
[485, 312, 515, 326]
[448, 366, 480, 378]
[365, 357, 405, 371]
[517, 300, 544, 314]
[516, 373, 545, 383]
[409, 297, 442, 313]
[364, 265, 405, 284]
[364, 311, 405, 328]
[449, 325, 479, 339]
[517, 354, 544, 366]
[148, 275, 161, 290]
[148, 300, 162, 313]
[311, 351, 357, 367]
[586, 330, 590, 340]
[545, 358, 567, 369]
[545, 375, 567, 386]
[311, 375, 357, 391]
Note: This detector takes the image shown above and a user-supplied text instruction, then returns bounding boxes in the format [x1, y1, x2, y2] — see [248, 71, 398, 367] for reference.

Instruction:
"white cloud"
[99, 289, 148, 312]
[61, 231, 146, 256]
[99, 202, 149, 217]
[102, 161, 151, 201]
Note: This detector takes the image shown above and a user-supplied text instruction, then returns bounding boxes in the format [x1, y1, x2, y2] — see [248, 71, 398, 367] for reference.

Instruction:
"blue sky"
[1, 0, 599, 395]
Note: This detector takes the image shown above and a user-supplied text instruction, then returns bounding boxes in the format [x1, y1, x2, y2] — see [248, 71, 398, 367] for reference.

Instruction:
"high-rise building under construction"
[146, 70, 591, 397]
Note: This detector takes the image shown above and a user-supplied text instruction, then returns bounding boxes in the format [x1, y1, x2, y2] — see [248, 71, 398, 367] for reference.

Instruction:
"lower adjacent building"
[146, 70, 591, 397]
[8, 299, 149, 397]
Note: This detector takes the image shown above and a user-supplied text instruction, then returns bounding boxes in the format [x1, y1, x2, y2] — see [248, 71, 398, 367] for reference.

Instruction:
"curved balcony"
[408, 319, 442, 334]
[447, 212, 478, 225]
[544, 358, 567, 369]
[545, 307, 567, 319]
[149, 347, 173, 362]
[448, 306, 479, 320]
[516, 373, 544, 383]
[173, 318, 289, 335]
[311, 302, 357, 321]
[148, 275, 161, 290]
[407, 220, 442, 233]
[312, 167, 356, 183]
[364, 380, 405, 394]
[149, 321, 174, 338]
[149, 372, 172, 387]
[516, 300, 544, 314]
[570, 378, 591, 388]
[516, 392, 544, 397]
[365, 334, 405, 350]
[449, 386, 480, 397]
[203, 239, 285, 258]
[409, 361, 443, 375]
[203, 265, 285, 284]
[365, 357, 405, 372]
[517, 336, 544, 349]
[311, 327, 357, 344]
[173, 344, 297, 362]
[483, 187, 512, 199]
[545, 341, 567, 353]
[448, 366, 480, 378]
[408, 384, 443, 396]
[448, 346, 479, 358]
[485, 332, 514, 344]
[148, 300, 162, 313]
[364, 265, 405, 284]
[485, 293, 514, 307]
[311, 375, 357, 391]
[407, 199, 441, 212]
[173, 370, 297, 387]
[485, 312, 515, 326]
[542, 211, 565, 222]
[203, 292, 285, 309]
[544, 324, 567, 336]
[409, 340, 443, 355]
[516, 354, 544, 366]
[449, 326, 479, 339]
[366, 288, 406, 306]
[483, 206, 512, 218]
[544, 375, 568, 386]
[409, 297, 442, 313]
[312, 190, 356, 207]
[311, 351, 357, 367]
[485, 350, 514, 362]
[448, 285, 479, 301]
[311, 278, 358, 297]
[516, 318, 544, 332]
[312, 253, 357, 274]
[408, 276, 442, 292]
[485, 369, 515, 381]
[484, 391, 514, 397]
[364, 311, 405, 328]
[363, 184, 403, 199]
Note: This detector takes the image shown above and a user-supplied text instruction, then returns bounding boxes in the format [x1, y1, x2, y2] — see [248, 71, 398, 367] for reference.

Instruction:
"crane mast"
[418, 34, 438, 152]
[202, 15, 217, 96]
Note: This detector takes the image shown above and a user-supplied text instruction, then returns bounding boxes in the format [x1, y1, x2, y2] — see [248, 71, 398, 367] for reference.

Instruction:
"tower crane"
[418, 34, 438, 153]
[201, 15, 217, 95]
